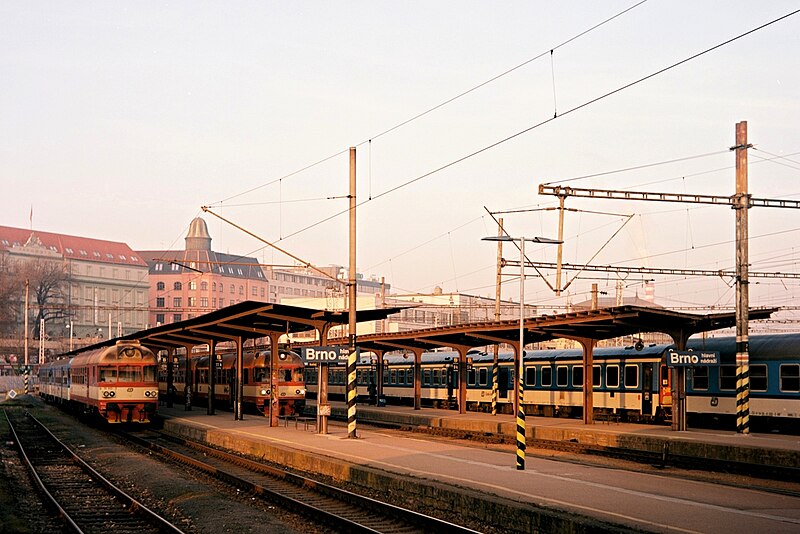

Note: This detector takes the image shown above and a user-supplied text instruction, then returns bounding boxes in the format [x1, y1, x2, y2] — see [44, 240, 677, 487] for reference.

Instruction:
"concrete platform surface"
[324, 402, 800, 468]
[159, 405, 800, 534]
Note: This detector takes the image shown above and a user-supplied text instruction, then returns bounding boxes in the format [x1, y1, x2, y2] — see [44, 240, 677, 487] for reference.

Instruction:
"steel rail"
[120, 428, 480, 534]
[3, 409, 185, 534]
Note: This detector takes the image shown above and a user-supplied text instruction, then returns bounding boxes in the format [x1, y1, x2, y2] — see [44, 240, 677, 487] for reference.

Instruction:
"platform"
[159, 405, 800, 533]
[320, 402, 800, 469]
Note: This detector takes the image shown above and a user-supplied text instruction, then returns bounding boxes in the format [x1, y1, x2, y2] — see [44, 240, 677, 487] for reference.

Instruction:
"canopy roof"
[346, 305, 778, 353]
[74, 300, 404, 354]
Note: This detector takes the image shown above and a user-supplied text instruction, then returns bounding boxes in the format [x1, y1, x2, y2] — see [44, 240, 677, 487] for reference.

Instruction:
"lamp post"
[482, 235, 561, 470]
[67, 320, 74, 352]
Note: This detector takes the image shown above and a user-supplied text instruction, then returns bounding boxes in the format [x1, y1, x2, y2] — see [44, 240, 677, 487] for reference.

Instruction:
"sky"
[2, 1, 800, 326]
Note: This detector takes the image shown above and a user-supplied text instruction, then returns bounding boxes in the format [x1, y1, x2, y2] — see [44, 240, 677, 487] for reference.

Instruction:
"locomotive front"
[92, 341, 159, 423]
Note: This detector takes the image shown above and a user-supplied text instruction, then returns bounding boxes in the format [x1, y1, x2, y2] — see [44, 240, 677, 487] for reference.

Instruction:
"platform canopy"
[348, 305, 778, 353]
[73, 300, 404, 354]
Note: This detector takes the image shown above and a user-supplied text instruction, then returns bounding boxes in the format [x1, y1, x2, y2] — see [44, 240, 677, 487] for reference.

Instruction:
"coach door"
[642, 363, 654, 416]
[498, 367, 509, 399]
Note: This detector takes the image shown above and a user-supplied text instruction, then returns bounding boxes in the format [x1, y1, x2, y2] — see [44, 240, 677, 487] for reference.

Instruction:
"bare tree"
[16, 258, 69, 340]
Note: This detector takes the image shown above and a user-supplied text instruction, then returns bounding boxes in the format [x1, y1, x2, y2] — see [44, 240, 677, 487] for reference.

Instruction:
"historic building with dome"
[136, 217, 270, 327]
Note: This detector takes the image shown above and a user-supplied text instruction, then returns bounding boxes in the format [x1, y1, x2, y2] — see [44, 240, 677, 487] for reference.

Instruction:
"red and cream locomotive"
[38, 340, 159, 423]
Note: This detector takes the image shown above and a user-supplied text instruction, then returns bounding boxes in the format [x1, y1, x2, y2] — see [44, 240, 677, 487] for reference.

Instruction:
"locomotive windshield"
[99, 367, 117, 382]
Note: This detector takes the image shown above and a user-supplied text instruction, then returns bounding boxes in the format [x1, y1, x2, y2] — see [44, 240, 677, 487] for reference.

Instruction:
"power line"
[280, 9, 800, 242]
[206, 1, 650, 208]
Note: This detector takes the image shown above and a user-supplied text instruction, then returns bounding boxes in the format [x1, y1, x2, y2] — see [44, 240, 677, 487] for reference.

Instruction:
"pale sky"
[2, 2, 800, 324]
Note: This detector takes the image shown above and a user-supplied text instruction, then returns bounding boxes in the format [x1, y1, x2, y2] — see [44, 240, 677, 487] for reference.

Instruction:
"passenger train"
[305, 333, 800, 431]
[38, 340, 159, 423]
[159, 348, 305, 416]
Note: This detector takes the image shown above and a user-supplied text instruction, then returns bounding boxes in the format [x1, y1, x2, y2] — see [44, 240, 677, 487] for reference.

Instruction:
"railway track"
[119, 428, 481, 534]
[3, 409, 185, 534]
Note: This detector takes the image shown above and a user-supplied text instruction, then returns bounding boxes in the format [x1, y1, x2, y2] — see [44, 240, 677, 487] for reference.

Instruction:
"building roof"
[137, 249, 265, 280]
[0, 225, 145, 267]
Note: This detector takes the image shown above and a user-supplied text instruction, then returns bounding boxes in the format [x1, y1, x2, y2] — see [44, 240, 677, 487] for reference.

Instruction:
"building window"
[189, 281, 197, 290]
[173, 297, 182, 307]
[156, 314, 164, 325]
[171, 263, 180, 271]
[188, 297, 196, 307]
[260, 287, 265, 297]
[201, 281, 208, 291]
[230, 284, 235, 293]
[200, 297, 208, 307]
[173, 314, 182, 323]
[155, 263, 163, 271]
[156, 297, 165, 308]
[212, 282, 216, 291]
[239, 285, 244, 295]
[219, 298, 224, 307]
[156, 282, 165, 290]
[174, 282, 182, 291]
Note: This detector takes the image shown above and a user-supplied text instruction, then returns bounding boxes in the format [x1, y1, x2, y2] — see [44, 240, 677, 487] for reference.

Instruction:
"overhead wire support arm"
[538, 184, 800, 210]
[201, 206, 346, 286]
[507, 260, 800, 280]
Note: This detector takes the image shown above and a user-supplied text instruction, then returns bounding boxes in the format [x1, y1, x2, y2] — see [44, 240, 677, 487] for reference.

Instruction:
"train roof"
[373, 333, 800, 365]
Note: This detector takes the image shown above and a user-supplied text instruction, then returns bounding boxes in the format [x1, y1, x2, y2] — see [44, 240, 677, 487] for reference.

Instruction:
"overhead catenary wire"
[206, 1, 650, 208]
[275, 8, 800, 244]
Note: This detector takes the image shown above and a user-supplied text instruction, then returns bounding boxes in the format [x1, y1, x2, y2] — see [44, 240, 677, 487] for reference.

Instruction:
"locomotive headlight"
[151, 390, 159, 397]
[103, 391, 110, 398]
[260, 388, 268, 396]
[145, 391, 151, 397]
[109, 391, 116, 397]
[296, 389, 303, 395]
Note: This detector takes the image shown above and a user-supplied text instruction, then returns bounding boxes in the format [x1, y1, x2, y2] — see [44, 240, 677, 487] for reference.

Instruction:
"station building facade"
[0, 224, 149, 349]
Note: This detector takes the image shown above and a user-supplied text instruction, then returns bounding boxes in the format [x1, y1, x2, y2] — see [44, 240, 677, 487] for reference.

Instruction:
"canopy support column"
[207, 340, 216, 416]
[269, 332, 282, 427]
[235, 336, 244, 421]
[576, 337, 597, 425]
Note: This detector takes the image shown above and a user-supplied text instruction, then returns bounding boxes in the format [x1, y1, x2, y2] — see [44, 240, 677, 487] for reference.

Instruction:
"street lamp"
[66, 320, 74, 352]
[482, 234, 561, 470]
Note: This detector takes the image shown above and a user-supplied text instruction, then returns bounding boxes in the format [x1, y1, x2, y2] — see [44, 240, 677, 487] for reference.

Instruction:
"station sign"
[299, 346, 356, 364]
[667, 350, 720, 367]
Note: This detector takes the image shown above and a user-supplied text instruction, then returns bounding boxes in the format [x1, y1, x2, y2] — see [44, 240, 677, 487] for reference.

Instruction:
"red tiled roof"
[0, 225, 144, 267]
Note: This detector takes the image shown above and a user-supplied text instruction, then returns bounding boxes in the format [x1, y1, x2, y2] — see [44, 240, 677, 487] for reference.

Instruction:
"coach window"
[572, 366, 584, 388]
[478, 367, 488, 386]
[467, 367, 476, 385]
[593, 365, 601, 388]
[719, 365, 737, 391]
[524, 366, 536, 386]
[780, 364, 800, 392]
[390, 369, 397, 385]
[556, 366, 568, 387]
[432, 369, 441, 385]
[541, 366, 552, 387]
[691, 367, 709, 390]
[749, 365, 768, 391]
[624, 364, 638, 389]
[423, 369, 431, 386]
[606, 365, 620, 388]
